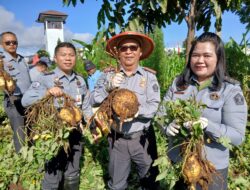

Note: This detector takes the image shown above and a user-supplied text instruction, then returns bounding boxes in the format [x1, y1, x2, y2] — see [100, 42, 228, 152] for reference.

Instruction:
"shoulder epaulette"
[143, 66, 157, 75]
[18, 54, 24, 58]
[44, 71, 55, 75]
[224, 76, 240, 85]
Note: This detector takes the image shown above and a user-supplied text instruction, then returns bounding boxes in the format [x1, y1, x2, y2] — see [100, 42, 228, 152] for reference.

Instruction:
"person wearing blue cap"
[84, 60, 102, 92]
[29, 56, 52, 82]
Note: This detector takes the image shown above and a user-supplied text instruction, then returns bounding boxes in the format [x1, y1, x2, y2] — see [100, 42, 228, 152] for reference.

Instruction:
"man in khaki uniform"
[92, 31, 160, 190]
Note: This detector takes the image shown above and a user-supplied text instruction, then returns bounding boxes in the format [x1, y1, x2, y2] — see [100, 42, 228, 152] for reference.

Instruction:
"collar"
[119, 65, 143, 76]
[191, 75, 213, 91]
[54, 67, 76, 80]
[3, 51, 22, 62]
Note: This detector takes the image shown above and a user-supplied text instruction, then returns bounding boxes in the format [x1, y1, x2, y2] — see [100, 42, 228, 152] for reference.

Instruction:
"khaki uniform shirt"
[92, 66, 160, 134]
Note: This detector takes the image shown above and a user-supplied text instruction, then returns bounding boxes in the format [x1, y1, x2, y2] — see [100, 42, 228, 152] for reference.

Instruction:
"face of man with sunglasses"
[118, 39, 142, 74]
[1, 33, 18, 58]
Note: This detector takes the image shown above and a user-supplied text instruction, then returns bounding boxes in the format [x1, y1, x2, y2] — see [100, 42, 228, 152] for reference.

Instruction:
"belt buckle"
[122, 133, 132, 139]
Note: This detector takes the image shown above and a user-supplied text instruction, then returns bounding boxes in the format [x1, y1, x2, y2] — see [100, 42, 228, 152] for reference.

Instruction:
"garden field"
[0, 28, 249, 190]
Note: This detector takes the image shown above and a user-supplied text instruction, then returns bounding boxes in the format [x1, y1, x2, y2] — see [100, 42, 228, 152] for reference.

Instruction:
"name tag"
[76, 94, 82, 106]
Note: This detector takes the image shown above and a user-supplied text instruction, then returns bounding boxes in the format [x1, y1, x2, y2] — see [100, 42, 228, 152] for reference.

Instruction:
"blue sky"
[0, 0, 248, 55]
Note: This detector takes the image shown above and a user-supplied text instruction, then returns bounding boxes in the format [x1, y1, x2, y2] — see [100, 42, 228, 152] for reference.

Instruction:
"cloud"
[64, 29, 94, 46]
[0, 6, 94, 55]
[0, 6, 44, 48]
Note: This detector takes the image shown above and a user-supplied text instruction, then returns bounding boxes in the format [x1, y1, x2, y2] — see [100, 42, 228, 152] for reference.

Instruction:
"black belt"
[5, 94, 22, 99]
[110, 129, 146, 140]
[5, 94, 23, 104]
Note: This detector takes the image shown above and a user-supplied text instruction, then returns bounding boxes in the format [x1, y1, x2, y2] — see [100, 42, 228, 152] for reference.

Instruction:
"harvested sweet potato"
[73, 106, 82, 123]
[0, 74, 5, 90]
[89, 88, 139, 134]
[58, 107, 75, 125]
[183, 153, 201, 184]
[5, 78, 15, 94]
[94, 111, 111, 136]
[0, 56, 3, 70]
[112, 88, 139, 119]
[156, 98, 218, 189]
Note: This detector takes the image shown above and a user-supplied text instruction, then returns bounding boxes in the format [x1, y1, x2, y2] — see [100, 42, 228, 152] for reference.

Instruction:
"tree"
[62, 0, 243, 61]
[235, 0, 250, 30]
[141, 27, 166, 82]
[141, 27, 185, 95]
[141, 27, 170, 94]
[73, 29, 116, 74]
[36, 49, 50, 58]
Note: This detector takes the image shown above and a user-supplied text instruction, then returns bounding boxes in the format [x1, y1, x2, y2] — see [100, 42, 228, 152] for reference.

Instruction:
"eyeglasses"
[4, 41, 18, 46]
[119, 45, 139, 52]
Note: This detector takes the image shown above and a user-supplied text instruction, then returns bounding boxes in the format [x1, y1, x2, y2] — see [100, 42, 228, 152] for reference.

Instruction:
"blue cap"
[84, 60, 96, 71]
[38, 56, 51, 67]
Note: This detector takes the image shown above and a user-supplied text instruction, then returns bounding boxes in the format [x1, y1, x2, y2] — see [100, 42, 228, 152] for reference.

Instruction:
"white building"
[164, 47, 185, 55]
[36, 10, 68, 59]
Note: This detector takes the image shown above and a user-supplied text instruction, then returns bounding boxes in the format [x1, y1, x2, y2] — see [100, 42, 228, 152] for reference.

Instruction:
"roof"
[36, 10, 68, 23]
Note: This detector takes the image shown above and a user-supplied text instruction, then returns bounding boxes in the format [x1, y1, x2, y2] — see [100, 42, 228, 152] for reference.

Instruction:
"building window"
[47, 21, 62, 29]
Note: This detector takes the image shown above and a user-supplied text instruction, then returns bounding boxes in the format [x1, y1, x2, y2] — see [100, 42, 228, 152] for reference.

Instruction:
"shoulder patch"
[44, 71, 55, 75]
[143, 67, 157, 75]
[233, 93, 244, 105]
[32, 81, 41, 88]
[152, 83, 159, 92]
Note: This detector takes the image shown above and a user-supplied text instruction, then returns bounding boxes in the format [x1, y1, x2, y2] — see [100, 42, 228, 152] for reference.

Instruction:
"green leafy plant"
[73, 29, 116, 76]
[225, 37, 250, 83]
[36, 49, 50, 58]
[228, 128, 250, 190]
[154, 98, 216, 189]
[141, 27, 185, 96]
[153, 155, 180, 190]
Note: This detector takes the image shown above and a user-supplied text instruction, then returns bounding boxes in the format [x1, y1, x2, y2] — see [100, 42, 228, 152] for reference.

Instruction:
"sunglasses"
[4, 41, 18, 46]
[119, 45, 139, 52]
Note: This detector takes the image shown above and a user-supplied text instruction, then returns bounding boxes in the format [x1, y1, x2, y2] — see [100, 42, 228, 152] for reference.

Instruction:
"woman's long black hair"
[176, 32, 227, 91]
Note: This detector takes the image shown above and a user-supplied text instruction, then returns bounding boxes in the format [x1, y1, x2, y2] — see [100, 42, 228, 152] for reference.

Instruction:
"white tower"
[37, 10, 68, 58]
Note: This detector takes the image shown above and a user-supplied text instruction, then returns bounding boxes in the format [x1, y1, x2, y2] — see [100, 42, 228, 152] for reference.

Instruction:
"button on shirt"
[21, 67, 93, 120]
[159, 77, 248, 169]
[3, 51, 31, 95]
[92, 66, 160, 134]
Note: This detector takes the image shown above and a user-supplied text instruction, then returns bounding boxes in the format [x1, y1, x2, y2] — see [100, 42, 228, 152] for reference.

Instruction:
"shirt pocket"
[172, 92, 190, 101]
[202, 99, 224, 123]
[204, 99, 224, 110]
[77, 84, 87, 95]
[133, 87, 146, 105]
[6, 69, 20, 78]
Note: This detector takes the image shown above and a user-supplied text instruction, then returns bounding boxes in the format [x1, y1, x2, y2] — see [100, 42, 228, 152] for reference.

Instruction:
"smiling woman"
[190, 42, 217, 82]
[157, 32, 248, 190]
